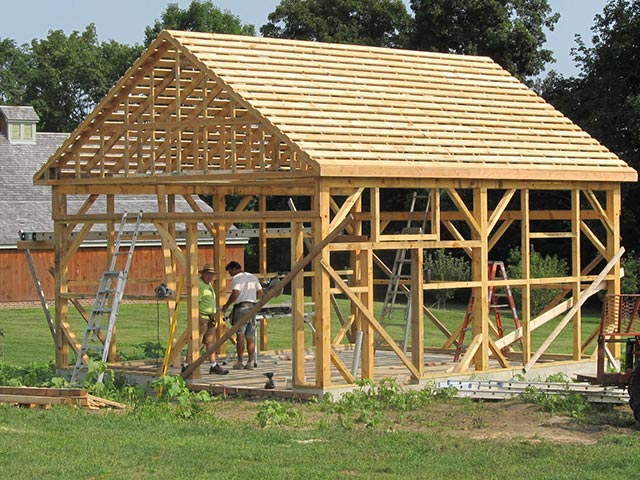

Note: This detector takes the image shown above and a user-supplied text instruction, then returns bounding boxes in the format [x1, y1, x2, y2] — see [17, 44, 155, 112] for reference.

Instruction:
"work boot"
[209, 364, 229, 375]
[232, 361, 244, 370]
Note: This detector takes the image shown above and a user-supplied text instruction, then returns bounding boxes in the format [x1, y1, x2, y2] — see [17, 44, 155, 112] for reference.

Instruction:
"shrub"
[319, 378, 453, 429]
[506, 246, 569, 316]
[424, 249, 471, 308]
[256, 399, 304, 428]
[622, 250, 640, 294]
[150, 375, 213, 419]
[519, 386, 590, 420]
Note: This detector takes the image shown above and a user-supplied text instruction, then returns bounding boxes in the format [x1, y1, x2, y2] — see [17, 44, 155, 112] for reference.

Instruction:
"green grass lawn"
[0, 300, 636, 480]
[0, 297, 602, 366]
[0, 389, 638, 479]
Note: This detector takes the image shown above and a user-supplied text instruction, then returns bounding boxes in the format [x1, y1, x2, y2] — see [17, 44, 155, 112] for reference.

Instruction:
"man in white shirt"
[221, 261, 264, 370]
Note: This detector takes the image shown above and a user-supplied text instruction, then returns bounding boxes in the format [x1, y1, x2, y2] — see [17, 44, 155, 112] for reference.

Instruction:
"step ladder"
[70, 211, 143, 384]
[377, 191, 431, 353]
[454, 261, 521, 362]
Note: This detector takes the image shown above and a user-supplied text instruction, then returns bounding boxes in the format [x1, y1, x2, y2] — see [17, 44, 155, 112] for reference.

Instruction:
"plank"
[524, 247, 625, 372]
[0, 394, 88, 406]
[0, 386, 87, 397]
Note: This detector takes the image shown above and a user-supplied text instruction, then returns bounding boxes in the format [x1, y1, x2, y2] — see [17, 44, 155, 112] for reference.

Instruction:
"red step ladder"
[454, 261, 521, 362]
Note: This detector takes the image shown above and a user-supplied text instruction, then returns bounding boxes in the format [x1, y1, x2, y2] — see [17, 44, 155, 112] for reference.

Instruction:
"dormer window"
[0, 105, 39, 144]
[10, 121, 36, 142]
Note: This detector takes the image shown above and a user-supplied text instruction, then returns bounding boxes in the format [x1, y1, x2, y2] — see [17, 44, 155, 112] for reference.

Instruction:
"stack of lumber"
[0, 386, 126, 409]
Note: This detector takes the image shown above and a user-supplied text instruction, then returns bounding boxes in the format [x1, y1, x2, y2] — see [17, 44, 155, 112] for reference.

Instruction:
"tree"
[424, 249, 470, 308]
[409, 0, 559, 81]
[506, 246, 569, 316]
[539, 0, 640, 247]
[0, 39, 29, 105]
[22, 25, 141, 132]
[261, 0, 412, 48]
[144, 0, 255, 46]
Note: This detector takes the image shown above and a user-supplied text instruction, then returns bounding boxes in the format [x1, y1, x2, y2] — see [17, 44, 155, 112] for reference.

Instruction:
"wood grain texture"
[34, 31, 636, 184]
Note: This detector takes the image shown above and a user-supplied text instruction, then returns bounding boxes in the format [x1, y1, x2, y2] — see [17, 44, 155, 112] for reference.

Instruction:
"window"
[8, 122, 36, 143]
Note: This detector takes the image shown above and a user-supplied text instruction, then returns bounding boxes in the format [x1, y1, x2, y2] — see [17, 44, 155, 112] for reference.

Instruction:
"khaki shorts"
[231, 304, 257, 340]
[199, 315, 216, 344]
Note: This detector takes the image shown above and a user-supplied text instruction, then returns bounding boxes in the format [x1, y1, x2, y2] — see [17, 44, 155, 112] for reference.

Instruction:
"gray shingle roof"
[0, 131, 66, 245]
[0, 105, 39, 122]
[0, 128, 215, 247]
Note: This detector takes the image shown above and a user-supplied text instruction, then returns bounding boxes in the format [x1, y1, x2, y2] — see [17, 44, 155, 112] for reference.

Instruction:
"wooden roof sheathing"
[35, 30, 637, 184]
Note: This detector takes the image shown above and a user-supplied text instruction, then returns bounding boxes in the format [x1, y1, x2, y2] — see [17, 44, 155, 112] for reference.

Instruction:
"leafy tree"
[539, 0, 640, 246]
[409, 0, 559, 81]
[621, 251, 640, 294]
[21, 25, 141, 132]
[424, 249, 470, 308]
[506, 246, 569, 316]
[0, 39, 29, 104]
[261, 0, 412, 48]
[144, 0, 255, 46]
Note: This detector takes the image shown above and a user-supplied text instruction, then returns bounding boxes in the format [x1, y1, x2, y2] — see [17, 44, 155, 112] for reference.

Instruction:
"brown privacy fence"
[0, 244, 244, 305]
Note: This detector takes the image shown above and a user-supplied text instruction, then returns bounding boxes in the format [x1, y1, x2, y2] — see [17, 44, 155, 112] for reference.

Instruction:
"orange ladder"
[454, 261, 521, 361]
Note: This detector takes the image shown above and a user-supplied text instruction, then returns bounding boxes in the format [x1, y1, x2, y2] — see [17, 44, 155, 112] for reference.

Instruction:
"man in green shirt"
[198, 264, 228, 375]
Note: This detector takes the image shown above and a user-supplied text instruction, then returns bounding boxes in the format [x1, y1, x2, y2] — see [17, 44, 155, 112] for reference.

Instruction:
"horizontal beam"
[19, 227, 310, 243]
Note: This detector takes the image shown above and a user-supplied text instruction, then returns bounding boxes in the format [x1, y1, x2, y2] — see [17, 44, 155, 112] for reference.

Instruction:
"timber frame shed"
[34, 31, 638, 392]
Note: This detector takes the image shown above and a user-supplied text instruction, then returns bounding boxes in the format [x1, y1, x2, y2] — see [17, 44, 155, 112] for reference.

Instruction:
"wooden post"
[472, 187, 489, 370]
[106, 194, 117, 361]
[213, 191, 228, 354]
[411, 248, 424, 379]
[350, 194, 363, 344]
[313, 182, 332, 388]
[292, 220, 306, 387]
[370, 187, 380, 242]
[571, 189, 582, 360]
[607, 187, 622, 359]
[259, 194, 267, 279]
[520, 188, 531, 362]
[185, 222, 200, 378]
[53, 189, 69, 370]
[360, 248, 375, 379]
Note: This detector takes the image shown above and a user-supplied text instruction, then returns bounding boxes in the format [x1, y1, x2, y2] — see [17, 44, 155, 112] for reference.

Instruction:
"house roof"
[0, 131, 66, 245]
[0, 106, 39, 123]
[34, 31, 637, 185]
[0, 126, 218, 247]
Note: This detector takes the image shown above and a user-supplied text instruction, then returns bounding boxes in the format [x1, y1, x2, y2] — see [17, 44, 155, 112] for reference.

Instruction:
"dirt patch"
[436, 401, 615, 445]
[211, 396, 638, 444]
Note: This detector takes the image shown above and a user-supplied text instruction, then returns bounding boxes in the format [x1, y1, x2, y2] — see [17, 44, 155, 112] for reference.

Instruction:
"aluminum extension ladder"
[454, 260, 521, 362]
[377, 191, 431, 353]
[70, 211, 143, 384]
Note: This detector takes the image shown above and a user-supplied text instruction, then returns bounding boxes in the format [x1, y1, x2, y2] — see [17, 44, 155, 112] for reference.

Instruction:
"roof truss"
[35, 35, 317, 184]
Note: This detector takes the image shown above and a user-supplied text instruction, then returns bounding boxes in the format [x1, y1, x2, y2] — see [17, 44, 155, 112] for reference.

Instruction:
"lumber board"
[0, 394, 88, 406]
[0, 387, 89, 407]
[524, 247, 625, 372]
[36, 31, 635, 185]
[0, 386, 87, 397]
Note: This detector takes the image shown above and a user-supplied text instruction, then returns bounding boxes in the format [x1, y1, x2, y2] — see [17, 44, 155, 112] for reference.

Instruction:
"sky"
[2, 0, 609, 78]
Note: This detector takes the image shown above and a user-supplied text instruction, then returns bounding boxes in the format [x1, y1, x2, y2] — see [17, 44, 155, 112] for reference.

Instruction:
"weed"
[256, 399, 303, 428]
[318, 378, 453, 429]
[150, 375, 213, 419]
[0, 362, 56, 386]
[544, 372, 571, 383]
[519, 385, 590, 420]
[133, 341, 165, 360]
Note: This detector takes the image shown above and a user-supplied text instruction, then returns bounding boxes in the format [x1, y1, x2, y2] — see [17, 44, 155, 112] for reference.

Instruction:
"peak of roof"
[33, 32, 638, 184]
